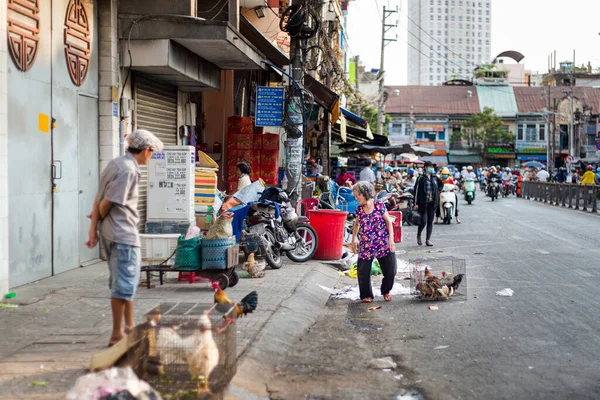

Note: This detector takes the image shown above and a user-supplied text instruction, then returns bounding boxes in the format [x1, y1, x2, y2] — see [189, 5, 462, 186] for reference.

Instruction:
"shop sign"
[255, 86, 285, 127]
[517, 141, 546, 154]
[414, 123, 445, 132]
[485, 144, 514, 154]
[416, 140, 447, 156]
[517, 155, 547, 161]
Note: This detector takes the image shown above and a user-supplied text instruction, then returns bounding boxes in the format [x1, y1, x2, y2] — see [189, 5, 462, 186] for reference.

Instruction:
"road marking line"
[536, 249, 550, 255]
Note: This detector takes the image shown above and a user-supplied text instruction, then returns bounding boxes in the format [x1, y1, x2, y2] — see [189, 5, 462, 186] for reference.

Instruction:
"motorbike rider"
[435, 167, 460, 224]
[553, 167, 567, 183]
[404, 169, 417, 190]
[536, 166, 550, 182]
[382, 166, 398, 189]
[487, 167, 501, 197]
[463, 165, 476, 192]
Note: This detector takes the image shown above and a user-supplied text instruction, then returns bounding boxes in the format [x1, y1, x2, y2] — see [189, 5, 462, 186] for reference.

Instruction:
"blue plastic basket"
[338, 199, 359, 214]
[201, 236, 235, 270]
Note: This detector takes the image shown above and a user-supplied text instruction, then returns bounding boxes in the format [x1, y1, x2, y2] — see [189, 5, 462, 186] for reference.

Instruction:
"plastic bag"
[184, 225, 201, 240]
[67, 367, 162, 400]
[346, 259, 382, 279]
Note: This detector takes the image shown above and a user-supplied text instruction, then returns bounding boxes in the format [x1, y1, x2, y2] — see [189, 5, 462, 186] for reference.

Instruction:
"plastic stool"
[177, 271, 204, 284]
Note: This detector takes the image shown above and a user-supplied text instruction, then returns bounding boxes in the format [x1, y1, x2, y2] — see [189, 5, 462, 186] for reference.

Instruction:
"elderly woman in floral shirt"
[350, 181, 397, 303]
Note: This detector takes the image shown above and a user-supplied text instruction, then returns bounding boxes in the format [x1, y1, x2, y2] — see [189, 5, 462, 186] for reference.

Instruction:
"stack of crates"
[195, 168, 218, 231]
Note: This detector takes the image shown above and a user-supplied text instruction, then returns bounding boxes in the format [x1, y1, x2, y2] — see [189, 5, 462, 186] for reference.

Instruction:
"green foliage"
[455, 107, 514, 150]
[349, 104, 391, 136]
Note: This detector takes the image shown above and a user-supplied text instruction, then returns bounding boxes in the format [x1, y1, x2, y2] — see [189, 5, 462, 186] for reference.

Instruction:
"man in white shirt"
[536, 167, 549, 182]
[359, 159, 377, 188]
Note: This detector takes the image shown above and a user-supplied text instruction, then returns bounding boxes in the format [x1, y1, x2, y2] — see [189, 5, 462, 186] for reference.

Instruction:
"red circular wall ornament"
[64, 0, 91, 86]
[7, 0, 40, 72]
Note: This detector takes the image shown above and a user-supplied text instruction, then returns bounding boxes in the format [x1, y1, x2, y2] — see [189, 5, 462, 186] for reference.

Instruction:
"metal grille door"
[134, 73, 178, 230]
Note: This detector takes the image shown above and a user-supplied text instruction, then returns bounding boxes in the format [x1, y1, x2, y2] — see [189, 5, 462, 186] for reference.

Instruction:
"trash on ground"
[0, 303, 18, 309]
[474, 252, 485, 255]
[428, 305, 438, 311]
[40, 308, 49, 313]
[369, 356, 397, 369]
[382, 368, 392, 372]
[29, 381, 47, 387]
[4, 292, 16, 299]
[319, 284, 411, 301]
[394, 374, 404, 380]
[67, 367, 160, 400]
[368, 306, 382, 311]
[434, 345, 449, 350]
[495, 288, 514, 297]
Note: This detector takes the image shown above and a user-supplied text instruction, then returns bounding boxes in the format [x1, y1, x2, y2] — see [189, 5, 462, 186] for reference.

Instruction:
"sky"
[345, 0, 600, 85]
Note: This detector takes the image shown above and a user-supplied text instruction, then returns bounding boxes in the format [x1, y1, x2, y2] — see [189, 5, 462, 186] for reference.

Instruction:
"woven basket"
[201, 236, 235, 270]
[172, 235, 201, 271]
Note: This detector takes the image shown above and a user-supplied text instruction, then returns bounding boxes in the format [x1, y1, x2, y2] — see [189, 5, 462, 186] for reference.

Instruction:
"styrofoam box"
[140, 233, 180, 264]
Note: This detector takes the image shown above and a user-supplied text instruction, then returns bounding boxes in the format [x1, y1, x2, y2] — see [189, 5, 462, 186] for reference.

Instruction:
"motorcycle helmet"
[385, 166, 393, 173]
[467, 166, 473, 171]
[409, 210, 421, 225]
[491, 167, 497, 172]
[277, 191, 290, 203]
[441, 167, 450, 175]
[597, 167, 600, 172]
[407, 169, 415, 175]
[588, 165, 593, 170]
[506, 168, 511, 172]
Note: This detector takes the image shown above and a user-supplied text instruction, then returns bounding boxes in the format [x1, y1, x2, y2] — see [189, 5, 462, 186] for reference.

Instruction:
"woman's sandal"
[383, 294, 392, 302]
[361, 297, 373, 303]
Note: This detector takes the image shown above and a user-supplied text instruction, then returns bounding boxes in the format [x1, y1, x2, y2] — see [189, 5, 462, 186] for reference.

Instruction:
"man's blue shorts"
[103, 240, 141, 301]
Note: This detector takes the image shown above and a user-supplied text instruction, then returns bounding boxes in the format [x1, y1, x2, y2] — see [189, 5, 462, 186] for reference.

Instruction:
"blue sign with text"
[255, 86, 284, 127]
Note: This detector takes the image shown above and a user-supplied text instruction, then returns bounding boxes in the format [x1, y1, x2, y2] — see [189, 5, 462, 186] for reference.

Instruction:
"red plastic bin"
[388, 211, 403, 243]
[308, 209, 348, 260]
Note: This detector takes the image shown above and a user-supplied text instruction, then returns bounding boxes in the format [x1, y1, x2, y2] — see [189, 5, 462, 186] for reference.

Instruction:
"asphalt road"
[269, 191, 600, 400]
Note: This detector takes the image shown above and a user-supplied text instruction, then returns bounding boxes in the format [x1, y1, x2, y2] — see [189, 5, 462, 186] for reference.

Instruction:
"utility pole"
[285, 0, 307, 206]
[546, 86, 552, 174]
[376, 5, 398, 136]
[569, 50, 575, 158]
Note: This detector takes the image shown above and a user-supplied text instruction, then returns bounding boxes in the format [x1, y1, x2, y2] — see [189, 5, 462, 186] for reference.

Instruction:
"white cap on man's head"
[127, 129, 164, 152]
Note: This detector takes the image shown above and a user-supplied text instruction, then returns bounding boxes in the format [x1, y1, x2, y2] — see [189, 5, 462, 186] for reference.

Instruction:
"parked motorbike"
[440, 183, 457, 224]
[464, 179, 476, 205]
[377, 185, 415, 225]
[244, 188, 318, 269]
[487, 177, 500, 201]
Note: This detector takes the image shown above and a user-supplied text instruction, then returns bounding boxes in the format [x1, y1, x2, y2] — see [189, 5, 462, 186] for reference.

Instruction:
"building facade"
[407, 0, 492, 86]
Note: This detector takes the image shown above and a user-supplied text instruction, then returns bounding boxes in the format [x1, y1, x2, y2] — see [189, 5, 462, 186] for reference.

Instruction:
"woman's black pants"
[357, 252, 397, 300]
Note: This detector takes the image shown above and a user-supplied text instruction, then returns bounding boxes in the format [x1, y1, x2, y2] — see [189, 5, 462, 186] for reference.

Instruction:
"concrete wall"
[99, 0, 120, 172]
[0, 0, 8, 295]
[203, 71, 233, 188]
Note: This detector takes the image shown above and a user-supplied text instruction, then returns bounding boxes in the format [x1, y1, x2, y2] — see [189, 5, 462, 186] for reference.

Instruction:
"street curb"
[225, 263, 340, 400]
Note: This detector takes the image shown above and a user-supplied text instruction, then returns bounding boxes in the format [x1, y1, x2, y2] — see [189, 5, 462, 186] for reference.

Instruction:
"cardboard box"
[261, 149, 278, 163]
[227, 116, 254, 133]
[230, 134, 253, 149]
[262, 134, 280, 150]
[195, 214, 213, 230]
[253, 134, 263, 150]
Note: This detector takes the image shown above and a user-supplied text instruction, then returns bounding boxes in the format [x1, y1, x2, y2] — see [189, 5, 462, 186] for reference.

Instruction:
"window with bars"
[525, 125, 537, 141]
[518, 125, 524, 140]
[539, 125, 545, 141]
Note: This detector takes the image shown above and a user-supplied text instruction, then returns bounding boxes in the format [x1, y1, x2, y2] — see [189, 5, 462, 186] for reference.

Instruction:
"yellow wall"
[203, 71, 234, 188]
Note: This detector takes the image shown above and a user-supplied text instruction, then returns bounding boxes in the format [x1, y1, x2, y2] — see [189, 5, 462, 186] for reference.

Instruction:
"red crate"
[230, 134, 253, 149]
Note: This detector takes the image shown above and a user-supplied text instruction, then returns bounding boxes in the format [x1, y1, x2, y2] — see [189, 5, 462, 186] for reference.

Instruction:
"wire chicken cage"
[409, 257, 467, 300]
[128, 302, 237, 399]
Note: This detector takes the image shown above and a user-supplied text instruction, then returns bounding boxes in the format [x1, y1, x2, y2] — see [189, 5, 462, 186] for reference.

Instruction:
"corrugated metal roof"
[385, 86, 480, 115]
[475, 86, 518, 116]
[514, 87, 600, 114]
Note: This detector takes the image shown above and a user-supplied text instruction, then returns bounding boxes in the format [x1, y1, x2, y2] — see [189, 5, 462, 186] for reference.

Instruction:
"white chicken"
[186, 313, 220, 393]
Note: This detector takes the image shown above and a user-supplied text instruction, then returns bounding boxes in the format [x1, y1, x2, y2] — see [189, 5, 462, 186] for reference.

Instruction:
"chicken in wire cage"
[410, 257, 467, 300]
[129, 303, 238, 399]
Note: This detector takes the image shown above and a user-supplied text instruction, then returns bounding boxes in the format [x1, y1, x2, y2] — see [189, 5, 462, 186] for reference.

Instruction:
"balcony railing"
[521, 181, 599, 214]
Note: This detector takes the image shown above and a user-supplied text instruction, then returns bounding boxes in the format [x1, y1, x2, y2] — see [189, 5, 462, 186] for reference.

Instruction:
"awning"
[448, 155, 483, 164]
[341, 143, 435, 157]
[240, 16, 289, 68]
[332, 123, 388, 146]
[303, 74, 339, 112]
[421, 156, 449, 166]
[119, 17, 266, 69]
[340, 107, 368, 128]
[119, 39, 221, 91]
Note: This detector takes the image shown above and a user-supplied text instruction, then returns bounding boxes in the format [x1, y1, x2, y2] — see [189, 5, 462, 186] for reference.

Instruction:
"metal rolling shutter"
[134, 74, 178, 231]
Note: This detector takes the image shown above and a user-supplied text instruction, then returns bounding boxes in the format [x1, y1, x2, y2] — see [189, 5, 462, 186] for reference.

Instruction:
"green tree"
[349, 104, 391, 136]
[452, 107, 514, 150]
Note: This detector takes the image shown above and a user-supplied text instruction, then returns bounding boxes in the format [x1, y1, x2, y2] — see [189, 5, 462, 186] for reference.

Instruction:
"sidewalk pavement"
[0, 259, 341, 400]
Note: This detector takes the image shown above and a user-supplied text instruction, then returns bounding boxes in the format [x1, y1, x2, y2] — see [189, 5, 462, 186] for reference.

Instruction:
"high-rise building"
[407, 0, 492, 86]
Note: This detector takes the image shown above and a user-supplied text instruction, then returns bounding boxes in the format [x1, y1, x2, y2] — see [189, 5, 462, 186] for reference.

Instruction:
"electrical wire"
[209, 0, 230, 21]
[197, 0, 229, 14]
